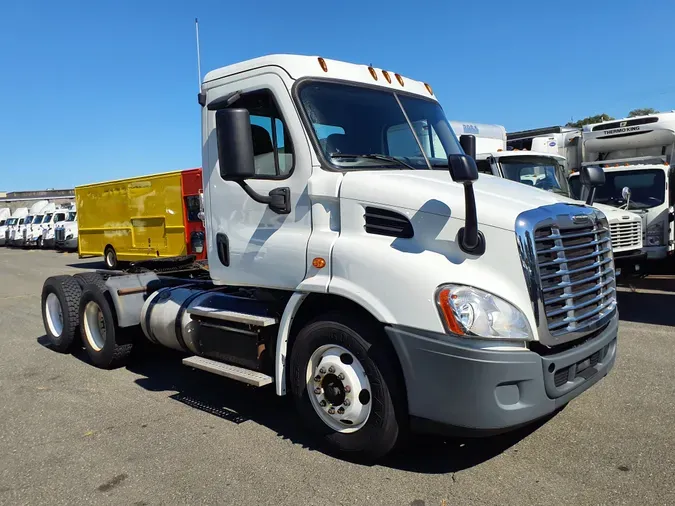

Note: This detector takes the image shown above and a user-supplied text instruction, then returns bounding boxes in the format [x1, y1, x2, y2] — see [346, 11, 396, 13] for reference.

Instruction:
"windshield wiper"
[329, 153, 416, 170]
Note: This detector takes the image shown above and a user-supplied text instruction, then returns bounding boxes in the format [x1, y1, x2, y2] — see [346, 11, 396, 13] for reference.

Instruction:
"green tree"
[628, 108, 658, 117]
[565, 114, 614, 128]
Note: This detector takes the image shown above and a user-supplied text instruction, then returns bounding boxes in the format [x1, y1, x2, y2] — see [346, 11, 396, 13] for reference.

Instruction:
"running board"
[182, 356, 273, 387]
[187, 306, 278, 327]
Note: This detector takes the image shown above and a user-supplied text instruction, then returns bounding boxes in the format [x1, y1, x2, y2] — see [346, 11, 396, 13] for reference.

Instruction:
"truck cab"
[5, 207, 28, 246]
[39, 55, 619, 462]
[50, 206, 77, 250]
[0, 208, 10, 245]
[12, 200, 49, 247]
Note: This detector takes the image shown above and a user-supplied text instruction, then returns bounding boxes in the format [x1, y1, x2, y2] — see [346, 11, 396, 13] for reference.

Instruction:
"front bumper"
[644, 245, 668, 260]
[42, 238, 55, 248]
[56, 237, 78, 250]
[613, 251, 648, 276]
[385, 314, 618, 436]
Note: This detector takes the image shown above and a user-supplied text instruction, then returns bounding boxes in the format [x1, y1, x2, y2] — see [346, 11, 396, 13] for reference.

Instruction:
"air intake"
[363, 207, 413, 239]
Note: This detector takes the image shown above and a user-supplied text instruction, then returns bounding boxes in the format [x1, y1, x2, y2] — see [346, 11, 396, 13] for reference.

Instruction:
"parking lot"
[0, 248, 673, 506]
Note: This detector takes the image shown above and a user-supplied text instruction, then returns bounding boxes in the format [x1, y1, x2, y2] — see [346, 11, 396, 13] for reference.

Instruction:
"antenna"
[195, 17, 202, 92]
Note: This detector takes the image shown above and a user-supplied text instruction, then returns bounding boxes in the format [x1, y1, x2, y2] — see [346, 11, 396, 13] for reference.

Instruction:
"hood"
[339, 170, 584, 231]
[591, 203, 642, 222]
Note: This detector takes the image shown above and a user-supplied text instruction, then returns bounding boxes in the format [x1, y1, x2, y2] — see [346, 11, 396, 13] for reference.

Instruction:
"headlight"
[646, 222, 664, 246]
[436, 284, 533, 341]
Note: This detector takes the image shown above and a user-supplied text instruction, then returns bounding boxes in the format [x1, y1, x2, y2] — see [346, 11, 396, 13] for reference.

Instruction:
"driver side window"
[228, 89, 295, 178]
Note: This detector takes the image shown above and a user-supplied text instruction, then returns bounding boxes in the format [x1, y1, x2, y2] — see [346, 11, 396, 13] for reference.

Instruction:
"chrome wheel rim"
[83, 301, 106, 351]
[306, 344, 372, 433]
[45, 293, 64, 337]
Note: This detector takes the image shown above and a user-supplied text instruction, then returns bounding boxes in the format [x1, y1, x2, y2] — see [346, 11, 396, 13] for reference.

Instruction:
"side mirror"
[448, 154, 479, 183]
[621, 186, 632, 201]
[579, 166, 605, 206]
[215, 108, 255, 181]
[447, 154, 484, 255]
[459, 134, 476, 160]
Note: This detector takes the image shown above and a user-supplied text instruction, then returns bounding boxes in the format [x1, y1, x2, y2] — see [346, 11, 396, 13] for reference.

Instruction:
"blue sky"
[1, 0, 674, 190]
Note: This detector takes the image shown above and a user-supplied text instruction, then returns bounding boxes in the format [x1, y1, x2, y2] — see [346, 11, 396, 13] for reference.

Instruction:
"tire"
[73, 272, 105, 289]
[104, 246, 118, 270]
[37, 237, 43, 248]
[41, 275, 82, 353]
[289, 312, 405, 462]
[78, 282, 133, 368]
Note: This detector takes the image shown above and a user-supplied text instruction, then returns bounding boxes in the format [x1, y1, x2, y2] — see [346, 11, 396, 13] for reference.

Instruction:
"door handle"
[216, 233, 229, 266]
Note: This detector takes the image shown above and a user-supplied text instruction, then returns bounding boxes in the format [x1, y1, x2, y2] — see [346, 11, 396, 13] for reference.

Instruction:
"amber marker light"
[318, 57, 328, 72]
[424, 83, 433, 95]
[437, 288, 464, 335]
[382, 70, 392, 83]
[395, 73, 404, 86]
[368, 66, 378, 80]
[312, 257, 326, 269]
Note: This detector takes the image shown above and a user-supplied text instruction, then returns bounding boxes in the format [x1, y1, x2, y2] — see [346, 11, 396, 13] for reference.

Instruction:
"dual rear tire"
[41, 273, 133, 368]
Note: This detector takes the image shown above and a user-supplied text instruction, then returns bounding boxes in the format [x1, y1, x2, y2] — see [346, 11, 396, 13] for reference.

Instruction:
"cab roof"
[202, 54, 436, 100]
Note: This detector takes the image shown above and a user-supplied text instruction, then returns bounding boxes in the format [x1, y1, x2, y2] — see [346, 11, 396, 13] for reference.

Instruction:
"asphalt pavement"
[0, 248, 673, 505]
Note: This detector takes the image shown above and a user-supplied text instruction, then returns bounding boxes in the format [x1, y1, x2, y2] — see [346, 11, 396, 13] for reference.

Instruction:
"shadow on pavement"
[617, 290, 675, 326]
[36, 335, 549, 473]
[66, 259, 106, 270]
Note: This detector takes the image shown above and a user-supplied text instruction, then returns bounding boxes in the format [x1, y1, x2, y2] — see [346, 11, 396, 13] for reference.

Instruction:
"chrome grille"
[55, 228, 65, 242]
[516, 204, 618, 346]
[609, 220, 641, 250]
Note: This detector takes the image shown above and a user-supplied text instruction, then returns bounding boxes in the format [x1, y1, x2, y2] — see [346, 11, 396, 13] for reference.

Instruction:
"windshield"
[67, 212, 76, 221]
[569, 169, 666, 209]
[297, 81, 462, 170]
[44, 213, 53, 223]
[499, 156, 569, 196]
[6, 218, 16, 226]
[33, 215, 44, 225]
[23, 216, 33, 225]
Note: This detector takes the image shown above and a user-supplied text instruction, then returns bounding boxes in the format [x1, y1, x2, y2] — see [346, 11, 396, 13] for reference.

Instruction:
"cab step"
[182, 356, 273, 387]
[187, 306, 278, 327]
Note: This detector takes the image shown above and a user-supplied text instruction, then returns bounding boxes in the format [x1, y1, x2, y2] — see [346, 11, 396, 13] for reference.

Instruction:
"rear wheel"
[79, 282, 133, 368]
[104, 246, 118, 270]
[289, 312, 405, 462]
[41, 275, 82, 353]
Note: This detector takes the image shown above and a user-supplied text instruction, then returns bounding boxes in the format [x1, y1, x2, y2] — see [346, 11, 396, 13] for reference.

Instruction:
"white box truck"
[38, 54, 618, 462]
[568, 112, 675, 264]
[451, 121, 646, 277]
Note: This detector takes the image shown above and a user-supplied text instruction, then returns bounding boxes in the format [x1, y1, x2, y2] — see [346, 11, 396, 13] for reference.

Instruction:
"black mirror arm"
[237, 181, 291, 214]
[585, 187, 597, 206]
[458, 182, 486, 255]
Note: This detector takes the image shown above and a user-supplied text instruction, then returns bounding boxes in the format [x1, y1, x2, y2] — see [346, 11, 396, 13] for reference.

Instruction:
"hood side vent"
[364, 207, 413, 239]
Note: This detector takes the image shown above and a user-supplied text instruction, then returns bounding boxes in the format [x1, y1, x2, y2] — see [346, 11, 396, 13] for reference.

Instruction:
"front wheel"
[289, 313, 405, 462]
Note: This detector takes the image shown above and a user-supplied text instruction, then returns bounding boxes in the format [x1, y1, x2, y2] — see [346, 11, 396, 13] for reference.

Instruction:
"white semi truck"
[0, 208, 10, 245]
[11, 200, 49, 247]
[39, 55, 618, 462]
[451, 121, 646, 277]
[4, 207, 29, 246]
[52, 206, 77, 250]
[25, 203, 57, 247]
[41, 206, 70, 248]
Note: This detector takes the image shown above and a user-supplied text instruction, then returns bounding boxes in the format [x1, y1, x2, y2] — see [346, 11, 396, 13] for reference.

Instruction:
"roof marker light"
[382, 70, 392, 83]
[368, 66, 378, 80]
[424, 83, 433, 95]
[318, 57, 328, 72]
[395, 73, 404, 86]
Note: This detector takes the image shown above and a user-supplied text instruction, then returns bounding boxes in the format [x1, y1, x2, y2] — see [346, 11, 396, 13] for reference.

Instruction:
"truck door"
[205, 71, 312, 289]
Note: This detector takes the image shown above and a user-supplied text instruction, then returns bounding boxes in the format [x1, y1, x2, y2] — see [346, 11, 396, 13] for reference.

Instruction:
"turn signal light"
[437, 289, 463, 335]
[312, 257, 326, 269]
